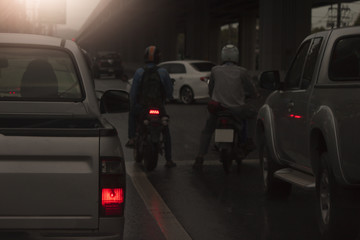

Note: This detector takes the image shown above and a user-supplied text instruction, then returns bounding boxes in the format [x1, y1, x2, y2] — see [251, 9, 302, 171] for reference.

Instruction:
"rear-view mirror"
[100, 90, 129, 114]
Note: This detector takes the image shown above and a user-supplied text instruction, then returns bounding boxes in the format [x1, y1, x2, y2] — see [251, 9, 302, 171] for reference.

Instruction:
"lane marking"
[126, 162, 192, 240]
[125, 158, 259, 239]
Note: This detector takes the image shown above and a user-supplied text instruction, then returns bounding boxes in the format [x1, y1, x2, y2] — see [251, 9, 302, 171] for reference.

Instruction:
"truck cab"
[257, 26, 360, 240]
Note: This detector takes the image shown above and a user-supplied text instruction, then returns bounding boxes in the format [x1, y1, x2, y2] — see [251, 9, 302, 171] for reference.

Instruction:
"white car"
[126, 60, 215, 104]
[159, 60, 215, 104]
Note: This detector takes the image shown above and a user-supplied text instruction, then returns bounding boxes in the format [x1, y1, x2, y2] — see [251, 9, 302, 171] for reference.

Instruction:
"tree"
[311, 26, 326, 33]
[220, 23, 238, 48]
[0, 0, 34, 33]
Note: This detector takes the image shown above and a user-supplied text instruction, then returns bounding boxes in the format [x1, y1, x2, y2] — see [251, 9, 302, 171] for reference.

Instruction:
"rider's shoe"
[165, 160, 177, 168]
[193, 157, 204, 170]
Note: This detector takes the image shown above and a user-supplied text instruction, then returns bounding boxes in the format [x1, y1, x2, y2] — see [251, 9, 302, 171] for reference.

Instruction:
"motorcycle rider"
[126, 45, 176, 168]
[193, 44, 259, 170]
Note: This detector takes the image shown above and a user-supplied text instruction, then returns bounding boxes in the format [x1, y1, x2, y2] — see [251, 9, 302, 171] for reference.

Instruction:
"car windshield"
[190, 62, 215, 72]
[0, 47, 83, 100]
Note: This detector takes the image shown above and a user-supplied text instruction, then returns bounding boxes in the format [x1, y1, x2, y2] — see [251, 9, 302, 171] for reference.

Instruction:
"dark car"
[92, 51, 124, 79]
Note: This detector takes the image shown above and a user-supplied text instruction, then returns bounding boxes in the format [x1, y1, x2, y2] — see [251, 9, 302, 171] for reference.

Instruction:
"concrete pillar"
[185, 0, 211, 60]
[157, 12, 178, 61]
[238, 11, 258, 71]
[208, 24, 221, 64]
[259, 0, 312, 72]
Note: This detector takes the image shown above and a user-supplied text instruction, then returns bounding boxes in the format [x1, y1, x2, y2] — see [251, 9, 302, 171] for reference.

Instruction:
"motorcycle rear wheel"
[134, 141, 143, 163]
[143, 142, 159, 171]
[133, 133, 146, 163]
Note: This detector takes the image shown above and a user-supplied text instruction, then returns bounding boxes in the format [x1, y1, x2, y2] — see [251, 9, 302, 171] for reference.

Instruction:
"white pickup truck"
[0, 33, 128, 239]
[257, 26, 360, 240]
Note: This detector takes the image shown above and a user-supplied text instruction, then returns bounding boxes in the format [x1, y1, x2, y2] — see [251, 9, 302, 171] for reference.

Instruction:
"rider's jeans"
[198, 112, 217, 156]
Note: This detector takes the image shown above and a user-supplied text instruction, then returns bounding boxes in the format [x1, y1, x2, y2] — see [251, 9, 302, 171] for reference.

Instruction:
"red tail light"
[100, 157, 125, 216]
[149, 109, 160, 115]
[289, 114, 303, 119]
[102, 188, 124, 215]
[102, 188, 124, 205]
[200, 76, 210, 83]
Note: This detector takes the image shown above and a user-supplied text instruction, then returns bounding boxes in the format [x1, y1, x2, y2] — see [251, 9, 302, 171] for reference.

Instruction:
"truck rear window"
[0, 47, 83, 100]
[329, 36, 360, 81]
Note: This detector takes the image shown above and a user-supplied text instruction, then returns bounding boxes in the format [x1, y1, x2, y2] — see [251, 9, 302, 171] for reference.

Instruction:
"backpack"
[138, 66, 165, 107]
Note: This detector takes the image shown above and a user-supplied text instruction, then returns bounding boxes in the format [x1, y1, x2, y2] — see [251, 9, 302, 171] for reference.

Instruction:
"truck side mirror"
[100, 90, 129, 114]
[259, 71, 280, 90]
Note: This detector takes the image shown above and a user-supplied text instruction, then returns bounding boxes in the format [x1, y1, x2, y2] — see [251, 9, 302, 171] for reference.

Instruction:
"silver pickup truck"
[257, 26, 360, 240]
[0, 33, 128, 239]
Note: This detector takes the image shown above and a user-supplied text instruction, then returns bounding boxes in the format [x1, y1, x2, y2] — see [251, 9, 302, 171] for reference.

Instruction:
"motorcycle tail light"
[149, 109, 160, 115]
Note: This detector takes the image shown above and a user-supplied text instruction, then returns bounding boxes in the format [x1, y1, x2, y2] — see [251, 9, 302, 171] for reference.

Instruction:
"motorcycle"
[134, 107, 168, 171]
[214, 109, 251, 174]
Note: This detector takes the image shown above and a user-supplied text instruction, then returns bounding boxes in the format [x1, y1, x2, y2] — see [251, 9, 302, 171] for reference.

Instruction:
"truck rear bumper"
[0, 217, 124, 240]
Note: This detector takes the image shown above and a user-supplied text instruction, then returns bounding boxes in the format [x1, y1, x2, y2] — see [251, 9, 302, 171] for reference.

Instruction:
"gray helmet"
[221, 44, 239, 63]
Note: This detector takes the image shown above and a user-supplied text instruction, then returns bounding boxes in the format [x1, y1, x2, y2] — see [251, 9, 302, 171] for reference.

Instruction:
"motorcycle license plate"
[215, 129, 234, 143]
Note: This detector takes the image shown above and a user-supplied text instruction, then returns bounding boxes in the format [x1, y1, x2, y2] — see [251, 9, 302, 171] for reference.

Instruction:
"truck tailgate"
[0, 129, 99, 229]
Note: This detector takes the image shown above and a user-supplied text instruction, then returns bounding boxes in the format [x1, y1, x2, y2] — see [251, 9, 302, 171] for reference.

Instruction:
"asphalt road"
[98, 77, 321, 240]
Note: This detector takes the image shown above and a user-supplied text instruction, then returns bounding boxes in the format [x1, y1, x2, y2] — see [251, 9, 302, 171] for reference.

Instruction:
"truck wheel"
[221, 149, 232, 174]
[143, 142, 159, 171]
[259, 136, 291, 198]
[316, 153, 360, 240]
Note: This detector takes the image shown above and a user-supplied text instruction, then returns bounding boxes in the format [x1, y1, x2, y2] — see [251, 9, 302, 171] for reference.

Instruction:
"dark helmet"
[144, 45, 160, 64]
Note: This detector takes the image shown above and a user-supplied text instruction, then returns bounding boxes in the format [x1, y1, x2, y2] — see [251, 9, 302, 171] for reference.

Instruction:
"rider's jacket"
[209, 62, 257, 109]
